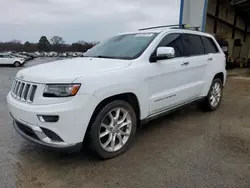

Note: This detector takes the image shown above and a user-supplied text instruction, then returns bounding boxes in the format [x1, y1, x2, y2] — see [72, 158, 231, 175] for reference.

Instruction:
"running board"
[141, 97, 205, 124]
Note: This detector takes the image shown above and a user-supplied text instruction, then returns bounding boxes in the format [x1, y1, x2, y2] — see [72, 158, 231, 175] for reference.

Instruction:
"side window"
[0, 55, 4, 58]
[182, 34, 205, 56]
[158, 33, 183, 57]
[201, 36, 219, 54]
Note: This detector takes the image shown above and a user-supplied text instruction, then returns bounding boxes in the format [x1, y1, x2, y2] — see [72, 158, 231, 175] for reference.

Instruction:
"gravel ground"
[0, 58, 250, 188]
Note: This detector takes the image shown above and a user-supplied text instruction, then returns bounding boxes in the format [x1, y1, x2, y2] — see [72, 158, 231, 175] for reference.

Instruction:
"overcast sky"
[1, 0, 180, 43]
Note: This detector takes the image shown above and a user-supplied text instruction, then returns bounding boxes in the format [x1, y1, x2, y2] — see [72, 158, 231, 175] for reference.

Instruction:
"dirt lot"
[0, 59, 250, 188]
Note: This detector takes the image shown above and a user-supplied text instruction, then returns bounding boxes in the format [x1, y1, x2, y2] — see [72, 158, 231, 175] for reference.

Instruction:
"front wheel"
[13, 61, 21, 67]
[89, 100, 137, 159]
[201, 78, 223, 111]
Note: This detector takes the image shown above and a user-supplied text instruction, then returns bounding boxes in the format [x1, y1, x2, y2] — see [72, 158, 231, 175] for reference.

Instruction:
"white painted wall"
[180, 0, 207, 31]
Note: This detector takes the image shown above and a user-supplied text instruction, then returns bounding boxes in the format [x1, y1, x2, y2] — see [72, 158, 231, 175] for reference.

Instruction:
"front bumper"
[13, 116, 82, 151]
[7, 92, 99, 148]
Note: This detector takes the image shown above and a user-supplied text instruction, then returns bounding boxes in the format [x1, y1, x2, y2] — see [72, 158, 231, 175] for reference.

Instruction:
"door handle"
[208, 57, 213, 61]
[181, 62, 189, 66]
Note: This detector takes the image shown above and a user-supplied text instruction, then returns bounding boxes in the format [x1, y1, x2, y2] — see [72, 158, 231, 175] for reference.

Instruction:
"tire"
[89, 100, 137, 159]
[13, 61, 21, 67]
[201, 78, 223, 111]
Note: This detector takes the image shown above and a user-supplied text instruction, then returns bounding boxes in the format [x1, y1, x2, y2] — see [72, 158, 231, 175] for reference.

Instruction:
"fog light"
[37, 115, 59, 123]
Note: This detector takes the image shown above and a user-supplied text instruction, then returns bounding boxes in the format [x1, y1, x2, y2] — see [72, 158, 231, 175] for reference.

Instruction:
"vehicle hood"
[16, 57, 131, 83]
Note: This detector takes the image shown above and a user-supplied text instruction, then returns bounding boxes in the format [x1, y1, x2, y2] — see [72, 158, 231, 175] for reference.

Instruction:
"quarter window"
[201, 36, 219, 54]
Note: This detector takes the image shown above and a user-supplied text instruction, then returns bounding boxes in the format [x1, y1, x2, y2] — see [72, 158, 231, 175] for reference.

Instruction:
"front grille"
[11, 79, 37, 103]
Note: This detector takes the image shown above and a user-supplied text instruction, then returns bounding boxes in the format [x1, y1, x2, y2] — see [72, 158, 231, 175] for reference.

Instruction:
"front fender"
[92, 83, 149, 120]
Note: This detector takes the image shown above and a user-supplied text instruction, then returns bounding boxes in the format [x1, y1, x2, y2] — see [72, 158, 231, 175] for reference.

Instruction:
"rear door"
[201, 36, 221, 68]
[181, 34, 208, 96]
[4, 55, 14, 64]
[200, 35, 225, 89]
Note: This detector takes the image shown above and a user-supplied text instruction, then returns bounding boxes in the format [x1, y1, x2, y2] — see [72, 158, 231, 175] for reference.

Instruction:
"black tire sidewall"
[90, 100, 137, 159]
[206, 78, 223, 111]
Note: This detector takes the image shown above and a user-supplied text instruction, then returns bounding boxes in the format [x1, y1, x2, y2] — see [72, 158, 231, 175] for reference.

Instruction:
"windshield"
[84, 33, 158, 60]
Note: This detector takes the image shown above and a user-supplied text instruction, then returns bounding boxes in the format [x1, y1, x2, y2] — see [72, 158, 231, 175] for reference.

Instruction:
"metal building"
[206, 0, 250, 63]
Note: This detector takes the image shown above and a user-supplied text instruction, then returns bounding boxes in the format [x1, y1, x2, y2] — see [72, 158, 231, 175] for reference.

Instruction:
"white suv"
[7, 27, 226, 159]
[0, 54, 26, 67]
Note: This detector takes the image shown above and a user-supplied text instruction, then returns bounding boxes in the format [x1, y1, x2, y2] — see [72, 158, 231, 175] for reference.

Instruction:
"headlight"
[43, 84, 81, 97]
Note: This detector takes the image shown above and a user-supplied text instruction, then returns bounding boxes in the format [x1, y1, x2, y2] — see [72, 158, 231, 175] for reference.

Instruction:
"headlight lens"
[43, 84, 81, 97]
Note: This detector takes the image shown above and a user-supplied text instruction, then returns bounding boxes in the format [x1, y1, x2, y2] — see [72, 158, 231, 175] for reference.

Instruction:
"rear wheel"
[201, 78, 223, 111]
[89, 100, 137, 159]
[13, 61, 21, 67]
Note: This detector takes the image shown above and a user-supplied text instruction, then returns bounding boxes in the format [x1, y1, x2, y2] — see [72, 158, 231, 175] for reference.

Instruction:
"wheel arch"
[201, 71, 226, 97]
[13, 61, 21, 66]
[88, 92, 141, 130]
[213, 72, 224, 86]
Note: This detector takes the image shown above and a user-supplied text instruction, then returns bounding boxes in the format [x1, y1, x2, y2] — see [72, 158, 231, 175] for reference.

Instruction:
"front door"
[0, 55, 7, 64]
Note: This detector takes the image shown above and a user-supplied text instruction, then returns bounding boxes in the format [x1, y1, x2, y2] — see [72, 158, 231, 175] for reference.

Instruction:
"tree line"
[0, 36, 96, 53]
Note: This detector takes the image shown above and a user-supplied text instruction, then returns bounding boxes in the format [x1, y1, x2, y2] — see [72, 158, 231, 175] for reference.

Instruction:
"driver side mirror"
[157, 47, 175, 58]
[150, 47, 175, 62]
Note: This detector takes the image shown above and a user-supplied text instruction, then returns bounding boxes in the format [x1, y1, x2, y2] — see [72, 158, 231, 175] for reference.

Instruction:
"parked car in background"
[77, 52, 84, 57]
[35, 52, 41, 57]
[0, 53, 26, 67]
[12, 53, 32, 61]
[48, 52, 58, 57]
[19, 52, 36, 60]
[68, 52, 78, 57]
[58, 53, 64, 57]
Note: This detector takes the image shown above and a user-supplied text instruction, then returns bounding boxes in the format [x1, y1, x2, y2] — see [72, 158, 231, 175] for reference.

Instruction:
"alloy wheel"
[99, 108, 132, 152]
[210, 82, 221, 107]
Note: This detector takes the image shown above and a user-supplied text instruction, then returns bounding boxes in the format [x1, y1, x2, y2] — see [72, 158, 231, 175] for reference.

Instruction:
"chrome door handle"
[208, 57, 213, 61]
[181, 62, 189, 66]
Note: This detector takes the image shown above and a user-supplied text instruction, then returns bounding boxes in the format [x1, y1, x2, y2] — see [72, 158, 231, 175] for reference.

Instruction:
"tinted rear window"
[201, 36, 219, 54]
[182, 34, 205, 56]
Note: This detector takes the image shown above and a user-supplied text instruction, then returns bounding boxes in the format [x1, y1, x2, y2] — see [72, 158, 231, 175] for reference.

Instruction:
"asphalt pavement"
[0, 58, 250, 188]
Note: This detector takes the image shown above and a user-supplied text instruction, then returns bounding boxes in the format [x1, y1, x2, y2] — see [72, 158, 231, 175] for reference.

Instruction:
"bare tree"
[50, 36, 65, 45]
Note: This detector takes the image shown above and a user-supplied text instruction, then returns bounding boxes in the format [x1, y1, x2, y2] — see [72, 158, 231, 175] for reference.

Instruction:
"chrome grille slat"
[23, 84, 30, 100]
[11, 80, 16, 93]
[21, 83, 27, 100]
[15, 82, 21, 98]
[17, 83, 25, 99]
[11, 79, 37, 103]
[29, 85, 37, 102]
[12, 80, 17, 96]
[27, 85, 34, 103]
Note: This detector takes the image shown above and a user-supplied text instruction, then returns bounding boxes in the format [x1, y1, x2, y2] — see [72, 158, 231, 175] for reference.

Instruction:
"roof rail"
[171, 26, 201, 31]
[138, 24, 201, 31]
[138, 24, 185, 31]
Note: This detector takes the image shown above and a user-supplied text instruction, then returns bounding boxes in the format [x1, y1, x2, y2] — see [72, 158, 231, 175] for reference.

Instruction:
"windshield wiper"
[96, 55, 116, 59]
[84, 55, 122, 59]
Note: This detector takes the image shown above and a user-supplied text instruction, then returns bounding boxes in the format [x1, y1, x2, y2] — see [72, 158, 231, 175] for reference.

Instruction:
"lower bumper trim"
[13, 120, 82, 152]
